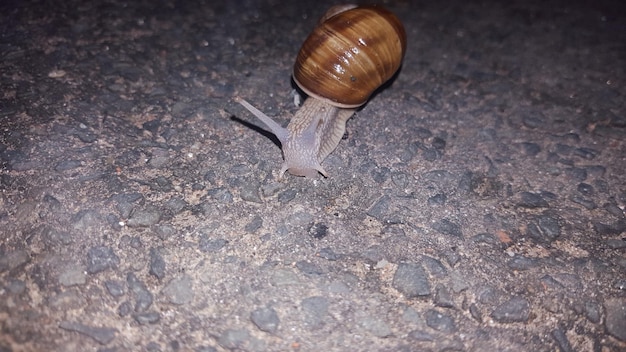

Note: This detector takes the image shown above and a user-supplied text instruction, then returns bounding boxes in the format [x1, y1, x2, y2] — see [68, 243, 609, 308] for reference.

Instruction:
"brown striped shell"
[293, 5, 407, 108]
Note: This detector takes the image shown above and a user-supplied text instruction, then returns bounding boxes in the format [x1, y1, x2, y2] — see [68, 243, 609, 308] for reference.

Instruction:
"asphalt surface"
[1, 0, 625, 351]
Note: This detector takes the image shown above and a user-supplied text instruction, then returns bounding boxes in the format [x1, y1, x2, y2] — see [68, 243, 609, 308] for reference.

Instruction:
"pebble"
[517, 192, 549, 208]
[584, 301, 601, 324]
[427, 193, 447, 206]
[564, 167, 587, 182]
[58, 321, 117, 345]
[551, 327, 574, 352]
[277, 188, 297, 203]
[74, 130, 96, 143]
[86, 246, 119, 274]
[424, 309, 457, 333]
[398, 143, 418, 162]
[133, 311, 161, 325]
[586, 165, 606, 178]
[554, 143, 575, 156]
[250, 307, 280, 333]
[507, 255, 537, 270]
[301, 296, 329, 329]
[469, 304, 482, 322]
[296, 261, 324, 275]
[308, 222, 328, 239]
[318, 247, 339, 261]
[164, 196, 187, 213]
[42, 227, 73, 247]
[117, 301, 132, 317]
[526, 214, 561, 243]
[520, 142, 541, 156]
[207, 187, 233, 204]
[422, 147, 441, 161]
[104, 280, 125, 297]
[540, 275, 564, 290]
[421, 256, 448, 278]
[161, 275, 193, 305]
[58, 266, 86, 286]
[326, 280, 351, 294]
[391, 171, 408, 188]
[146, 341, 161, 351]
[604, 298, 626, 341]
[577, 183, 594, 196]
[431, 219, 463, 238]
[114, 201, 139, 220]
[153, 224, 177, 240]
[449, 272, 469, 293]
[471, 233, 499, 246]
[148, 150, 170, 169]
[519, 108, 545, 129]
[573, 147, 598, 160]
[432, 136, 446, 150]
[607, 239, 626, 249]
[240, 182, 262, 203]
[490, 297, 530, 323]
[270, 269, 301, 286]
[129, 236, 142, 249]
[0, 250, 30, 272]
[126, 206, 161, 227]
[285, 211, 314, 228]
[72, 210, 102, 232]
[371, 166, 390, 183]
[401, 306, 422, 325]
[259, 182, 282, 198]
[570, 194, 596, 210]
[198, 236, 228, 252]
[604, 203, 625, 218]
[551, 273, 582, 292]
[434, 285, 455, 308]
[42, 194, 62, 212]
[367, 195, 391, 221]
[392, 262, 431, 298]
[244, 216, 263, 233]
[361, 245, 384, 262]
[359, 316, 393, 337]
[149, 248, 166, 279]
[593, 219, 626, 235]
[127, 272, 153, 312]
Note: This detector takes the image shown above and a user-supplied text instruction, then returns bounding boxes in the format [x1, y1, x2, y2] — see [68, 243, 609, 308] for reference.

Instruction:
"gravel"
[86, 246, 120, 274]
[393, 262, 432, 298]
[1, 0, 625, 351]
[58, 321, 118, 345]
[490, 297, 531, 323]
[250, 307, 280, 334]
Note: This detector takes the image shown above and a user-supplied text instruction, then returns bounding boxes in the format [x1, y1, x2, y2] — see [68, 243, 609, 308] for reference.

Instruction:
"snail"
[235, 4, 406, 179]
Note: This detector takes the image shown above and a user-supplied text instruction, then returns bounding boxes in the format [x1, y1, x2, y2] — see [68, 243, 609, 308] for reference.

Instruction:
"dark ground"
[1, 0, 626, 351]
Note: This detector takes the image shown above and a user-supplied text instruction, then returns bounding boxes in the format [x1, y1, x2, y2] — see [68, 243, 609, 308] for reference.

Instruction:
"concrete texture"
[1, 0, 625, 351]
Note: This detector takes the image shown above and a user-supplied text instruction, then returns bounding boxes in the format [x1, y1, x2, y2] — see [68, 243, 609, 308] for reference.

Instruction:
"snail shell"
[293, 4, 407, 108]
[235, 5, 406, 179]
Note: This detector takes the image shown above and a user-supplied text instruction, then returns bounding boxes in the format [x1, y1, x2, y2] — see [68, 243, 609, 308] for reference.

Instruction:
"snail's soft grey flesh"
[235, 97, 354, 179]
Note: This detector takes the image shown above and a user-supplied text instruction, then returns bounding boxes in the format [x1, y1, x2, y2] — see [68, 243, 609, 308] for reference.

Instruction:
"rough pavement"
[1, 0, 625, 351]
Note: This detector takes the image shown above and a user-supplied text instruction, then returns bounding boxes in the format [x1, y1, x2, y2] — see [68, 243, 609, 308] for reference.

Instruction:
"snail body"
[236, 4, 406, 179]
